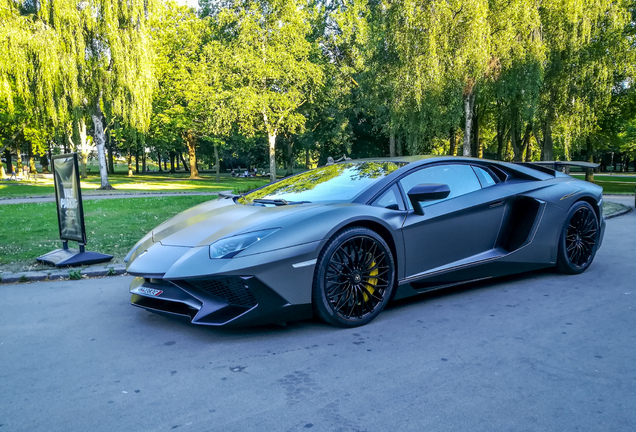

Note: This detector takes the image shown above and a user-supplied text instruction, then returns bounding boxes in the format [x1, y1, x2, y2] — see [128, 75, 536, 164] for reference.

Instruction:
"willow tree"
[78, 0, 155, 189]
[486, 0, 544, 161]
[359, 1, 491, 157]
[537, 0, 633, 173]
[0, 0, 153, 187]
[0, 0, 76, 176]
[217, 0, 324, 183]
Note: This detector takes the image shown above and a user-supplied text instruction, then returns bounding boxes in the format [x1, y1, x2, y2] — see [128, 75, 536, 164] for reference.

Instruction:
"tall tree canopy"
[2, 0, 636, 180]
[215, 0, 324, 182]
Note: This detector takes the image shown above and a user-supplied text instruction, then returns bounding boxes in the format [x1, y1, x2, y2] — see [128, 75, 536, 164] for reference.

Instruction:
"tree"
[149, 1, 234, 180]
[537, 0, 632, 172]
[217, 0, 324, 182]
[80, 0, 155, 188]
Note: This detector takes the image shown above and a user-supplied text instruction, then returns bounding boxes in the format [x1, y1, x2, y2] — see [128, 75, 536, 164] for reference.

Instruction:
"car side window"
[399, 164, 482, 209]
[472, 166, 498, 188]
[372, 184, 406, 210]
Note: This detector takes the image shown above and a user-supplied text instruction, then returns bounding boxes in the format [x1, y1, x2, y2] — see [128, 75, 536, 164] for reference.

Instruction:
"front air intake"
[177, 277, 258, 308]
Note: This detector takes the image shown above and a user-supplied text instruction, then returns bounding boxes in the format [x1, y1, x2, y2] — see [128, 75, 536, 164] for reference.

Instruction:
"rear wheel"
[556, 201, 599, 274]
[313, 227, 395, 327]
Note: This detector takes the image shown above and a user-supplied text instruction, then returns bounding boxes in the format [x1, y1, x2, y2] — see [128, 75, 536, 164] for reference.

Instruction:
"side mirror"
[407, 183, 451, 215]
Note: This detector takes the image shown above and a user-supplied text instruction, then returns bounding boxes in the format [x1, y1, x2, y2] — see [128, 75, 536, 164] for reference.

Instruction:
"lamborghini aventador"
[125, 156, 605, 328]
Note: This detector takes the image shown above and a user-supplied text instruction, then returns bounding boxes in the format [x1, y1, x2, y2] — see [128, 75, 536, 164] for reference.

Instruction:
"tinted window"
[473, 166, 497, 187]
[372, 184, 406, 210]
[240, 161, 405, 204]
[399, 164, 482, 209]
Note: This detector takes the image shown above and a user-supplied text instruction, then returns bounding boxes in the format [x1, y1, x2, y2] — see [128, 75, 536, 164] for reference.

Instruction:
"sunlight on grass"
[0, 175, 269, 197]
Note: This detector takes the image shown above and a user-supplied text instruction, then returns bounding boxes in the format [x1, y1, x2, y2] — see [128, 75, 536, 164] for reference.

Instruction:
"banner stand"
[37, 153, 113, 268]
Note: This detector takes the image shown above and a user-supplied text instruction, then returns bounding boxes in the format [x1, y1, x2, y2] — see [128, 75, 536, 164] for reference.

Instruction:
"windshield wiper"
[252, 199, 311, 206]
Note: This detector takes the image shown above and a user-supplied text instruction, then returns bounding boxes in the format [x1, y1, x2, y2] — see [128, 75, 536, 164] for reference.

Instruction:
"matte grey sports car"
[125, 156, 605, 328]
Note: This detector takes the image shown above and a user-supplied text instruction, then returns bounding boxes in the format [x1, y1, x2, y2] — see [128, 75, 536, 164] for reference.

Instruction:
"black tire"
[312, 227, 396, 327]
[556, 201, 599, 274]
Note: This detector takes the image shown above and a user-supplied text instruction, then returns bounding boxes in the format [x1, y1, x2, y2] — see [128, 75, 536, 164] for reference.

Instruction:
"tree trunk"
[107, 133, 115, 174]
[585, 137, 594, 183]
[471, 106, 480, 158]
[15, 143, 22, 172]
[496, 118, 504, 161]
[28, 144, 37, 173]
[389, 132, 396, 157]
[518, 123, 532, 162]
[510, 116, 522, 161]
[91, 102, 114, 190]
[4, 149, 13, 174]
[541, 119, 554, 161]
[214, 144, 220, 181]
[184, 131, 200, 179]
[305, 148, 309, 169]
[142, 150, 146, 173]
[449, 127, 456, 156]
[157, 152, 162, 172]
[525, 129, 533, 162]
[170, 151, 175, 173]
[47, 145, 52, 173]
[40, 153, 49, 173]
[78, 119, 89, 178]
[396, 136, 402, 156]
[462, 92, 474, 157]
[268, 132, 277, 183]
[286, 138, 293, 176]
[135, 146, 140, 174]
[180, 153, 190, 172]
[127, 143, 134, 177]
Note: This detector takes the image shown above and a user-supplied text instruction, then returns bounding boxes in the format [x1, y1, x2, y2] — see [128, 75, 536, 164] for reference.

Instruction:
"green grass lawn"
[0, 195, 215, 273]
[0, 172, 269, 198]
[571, 174, 636, 194]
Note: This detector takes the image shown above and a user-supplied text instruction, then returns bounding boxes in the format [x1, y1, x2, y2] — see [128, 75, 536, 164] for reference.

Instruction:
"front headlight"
[209, 228, 280, 259]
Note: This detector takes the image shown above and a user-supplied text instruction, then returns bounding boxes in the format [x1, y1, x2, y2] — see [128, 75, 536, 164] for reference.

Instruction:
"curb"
[0, 264, 127, 285]
[605, 206, 633, 220]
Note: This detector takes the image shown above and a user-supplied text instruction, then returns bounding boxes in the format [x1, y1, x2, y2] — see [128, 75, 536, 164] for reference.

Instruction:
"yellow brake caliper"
[363, 256, 378, 302]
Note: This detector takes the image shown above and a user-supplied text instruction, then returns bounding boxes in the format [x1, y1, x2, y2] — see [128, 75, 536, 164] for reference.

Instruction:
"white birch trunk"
[91, 103, 111, 189]
[268, 132, 277, 183]
[463, 93, 474, 157]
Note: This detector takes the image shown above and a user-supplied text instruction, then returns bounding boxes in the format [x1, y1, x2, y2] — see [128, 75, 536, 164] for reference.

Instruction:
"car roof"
[342, 156, 556, 179]
[339, 155, 438, 164]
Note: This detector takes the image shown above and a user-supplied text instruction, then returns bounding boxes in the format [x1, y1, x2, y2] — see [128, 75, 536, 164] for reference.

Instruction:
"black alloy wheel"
[313, 227, 395, 327]
[556, 201, 599, 274]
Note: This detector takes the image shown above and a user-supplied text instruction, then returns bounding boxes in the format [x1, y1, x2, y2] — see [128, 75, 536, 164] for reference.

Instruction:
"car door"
[398, 163, 510, 281]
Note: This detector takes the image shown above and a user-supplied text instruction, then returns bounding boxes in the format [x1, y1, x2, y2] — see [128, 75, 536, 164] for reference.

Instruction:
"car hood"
[150, 197, 321, 247]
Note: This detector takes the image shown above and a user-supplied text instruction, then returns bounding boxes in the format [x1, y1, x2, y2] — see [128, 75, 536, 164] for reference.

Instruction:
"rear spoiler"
[516, 161, 599, 175]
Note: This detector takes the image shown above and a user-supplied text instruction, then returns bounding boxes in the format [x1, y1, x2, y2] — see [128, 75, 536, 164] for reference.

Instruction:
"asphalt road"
[1, 211, 635, 432]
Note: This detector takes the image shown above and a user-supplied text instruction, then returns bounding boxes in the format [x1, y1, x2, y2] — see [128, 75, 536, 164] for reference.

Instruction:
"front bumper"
[127, 240, 322, 327]
[130, 275, 311, 327]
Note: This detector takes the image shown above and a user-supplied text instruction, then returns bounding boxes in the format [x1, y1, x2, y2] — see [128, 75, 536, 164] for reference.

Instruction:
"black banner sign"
[52, 153, 86, 243]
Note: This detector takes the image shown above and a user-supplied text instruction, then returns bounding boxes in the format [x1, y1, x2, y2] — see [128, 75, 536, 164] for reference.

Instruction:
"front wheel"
[313, 227, 395, 327]
[556, 201, 599, 274]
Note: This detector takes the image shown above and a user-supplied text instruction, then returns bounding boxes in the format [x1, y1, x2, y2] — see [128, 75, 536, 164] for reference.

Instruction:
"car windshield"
[238, 161, 405, 205]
